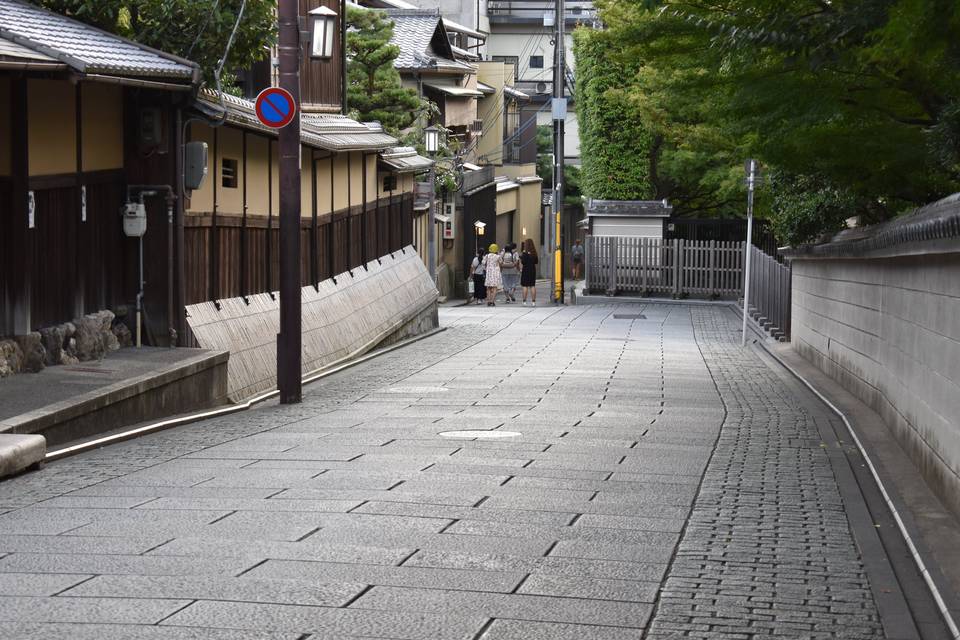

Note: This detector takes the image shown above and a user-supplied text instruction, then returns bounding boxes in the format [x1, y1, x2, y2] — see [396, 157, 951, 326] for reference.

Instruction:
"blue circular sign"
[255, 87, 297, 129]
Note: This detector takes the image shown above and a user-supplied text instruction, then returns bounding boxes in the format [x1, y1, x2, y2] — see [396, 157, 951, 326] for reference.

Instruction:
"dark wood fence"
[586, 237, 744, 298]
[183, 193, 413, 306]
[3, 172, 129, 333]
[664, 217, 781, 259]
[745, 245, 792, 340]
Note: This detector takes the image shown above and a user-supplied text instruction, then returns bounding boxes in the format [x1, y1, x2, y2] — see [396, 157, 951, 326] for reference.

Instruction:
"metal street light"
[424, 125, 440, 283]
[309, 6, 337, 59]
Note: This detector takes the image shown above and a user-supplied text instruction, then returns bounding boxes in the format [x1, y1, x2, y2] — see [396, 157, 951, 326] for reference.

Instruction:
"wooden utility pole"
[278, 0, 302, 403]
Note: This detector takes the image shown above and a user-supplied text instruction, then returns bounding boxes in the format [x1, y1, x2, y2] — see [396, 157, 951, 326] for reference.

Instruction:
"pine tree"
[346, 7, 424, 133]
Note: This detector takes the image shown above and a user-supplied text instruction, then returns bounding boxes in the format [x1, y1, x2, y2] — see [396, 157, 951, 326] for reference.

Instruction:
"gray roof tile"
[0, 0, 197, 79]
[385, 9, 473, 72]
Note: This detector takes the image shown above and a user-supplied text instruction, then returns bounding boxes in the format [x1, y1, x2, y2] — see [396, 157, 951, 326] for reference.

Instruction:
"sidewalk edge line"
[758, 341, 960, 640]
[44, 327, 448, 462]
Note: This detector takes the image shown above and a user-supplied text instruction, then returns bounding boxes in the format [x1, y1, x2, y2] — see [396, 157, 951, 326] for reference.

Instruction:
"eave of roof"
[586, 199, 673, 218]
[0, 0, 198, 82]
[451, 44, 480, 61]
[423, 81, 483, 97]
[442, 18, 487, 40]
[379, 146, 434, 173]
[476, 82, 496, 95]
[195, 90, 398, 152]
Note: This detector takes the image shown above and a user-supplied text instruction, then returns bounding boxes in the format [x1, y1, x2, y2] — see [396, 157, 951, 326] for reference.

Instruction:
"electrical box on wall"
[442, 202, 455, 240]
[184, 141, 209, 191]
[123, 202, 147, 237]
[139, 107, 165, 151]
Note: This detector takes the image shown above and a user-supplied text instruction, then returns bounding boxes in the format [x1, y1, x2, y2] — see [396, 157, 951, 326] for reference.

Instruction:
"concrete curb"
[0, 350, 229, 436]
[44, 326, 448, 462]
[0, 433, 46, 480]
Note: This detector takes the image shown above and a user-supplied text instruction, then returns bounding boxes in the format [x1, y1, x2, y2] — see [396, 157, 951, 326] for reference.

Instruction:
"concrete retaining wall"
[0, 350, 229, 447]
[791, 254, 960, 516]
[186, 247, 439, 401]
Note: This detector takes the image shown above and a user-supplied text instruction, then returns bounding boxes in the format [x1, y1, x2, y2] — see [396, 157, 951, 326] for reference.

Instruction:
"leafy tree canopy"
[35, 0, 276, 88]
[582, 0, 960, 243]
[346, 6, 426, 135]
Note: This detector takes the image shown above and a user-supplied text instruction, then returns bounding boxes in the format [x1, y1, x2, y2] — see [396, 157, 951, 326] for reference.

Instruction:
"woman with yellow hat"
[481, 243, 503, 306]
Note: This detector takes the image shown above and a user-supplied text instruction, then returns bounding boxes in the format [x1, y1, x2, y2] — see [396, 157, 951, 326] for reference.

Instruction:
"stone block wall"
[791, 253, 960, 517]
[186, 247, 439, 401]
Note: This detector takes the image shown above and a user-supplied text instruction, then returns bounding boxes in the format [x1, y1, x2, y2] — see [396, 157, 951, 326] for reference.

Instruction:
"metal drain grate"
[613, 314, 646, 320]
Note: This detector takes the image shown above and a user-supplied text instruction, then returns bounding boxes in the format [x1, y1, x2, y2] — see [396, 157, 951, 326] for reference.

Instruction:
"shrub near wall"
[573, 28, 653, 201]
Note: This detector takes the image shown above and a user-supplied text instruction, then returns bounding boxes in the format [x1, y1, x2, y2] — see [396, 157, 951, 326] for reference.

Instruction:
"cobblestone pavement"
[0, 304, 890, 638]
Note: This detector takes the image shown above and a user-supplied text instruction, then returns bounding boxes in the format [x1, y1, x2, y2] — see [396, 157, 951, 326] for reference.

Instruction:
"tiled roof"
[195, 90, 398, 152]
[0, 34, 58, 62]
[380, 147, 433, 173]
[586, 199, 673, 218]
[0, 0, 197, 80]
[386, 9, 474, 73]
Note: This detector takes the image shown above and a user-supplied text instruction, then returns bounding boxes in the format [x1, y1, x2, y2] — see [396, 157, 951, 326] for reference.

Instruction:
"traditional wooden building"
[1, 0, 429, 346]
[0, 0, 199, 342]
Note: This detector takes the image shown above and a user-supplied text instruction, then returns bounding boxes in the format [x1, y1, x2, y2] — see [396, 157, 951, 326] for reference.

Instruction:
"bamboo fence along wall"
[586, 237, 745, 298]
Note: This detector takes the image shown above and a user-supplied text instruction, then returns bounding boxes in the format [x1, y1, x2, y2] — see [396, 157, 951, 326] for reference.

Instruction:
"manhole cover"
[439, 430, 522, 439]
[613, 314, 646, 319]
[386, 386, 449, 394]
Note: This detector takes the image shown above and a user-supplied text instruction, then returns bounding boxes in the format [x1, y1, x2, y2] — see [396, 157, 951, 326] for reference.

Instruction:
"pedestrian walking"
[482, 243, 503, 306]
[520, 238, 539, 306]
[500, 242, 520, 302]
[470, 249, 486, 304]
[571, 239, 584, 280]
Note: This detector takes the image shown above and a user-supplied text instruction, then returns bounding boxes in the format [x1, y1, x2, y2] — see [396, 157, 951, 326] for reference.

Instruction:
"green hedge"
[573, 28, 653, 200]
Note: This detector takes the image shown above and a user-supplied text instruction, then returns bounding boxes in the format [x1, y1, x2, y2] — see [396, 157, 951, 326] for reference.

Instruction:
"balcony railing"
[487, 0, 598, 22]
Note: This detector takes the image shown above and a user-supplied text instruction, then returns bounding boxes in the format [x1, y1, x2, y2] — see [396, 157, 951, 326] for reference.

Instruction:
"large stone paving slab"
[0, 303, 897, 638]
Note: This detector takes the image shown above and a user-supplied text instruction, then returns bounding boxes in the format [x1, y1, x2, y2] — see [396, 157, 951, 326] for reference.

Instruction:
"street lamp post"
[741, 159, 759, 347]
[424, 125, 440, 282]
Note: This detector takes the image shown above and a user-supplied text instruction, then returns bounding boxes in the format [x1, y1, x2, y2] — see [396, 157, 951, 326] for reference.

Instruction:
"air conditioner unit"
[535, 82, 549, 95]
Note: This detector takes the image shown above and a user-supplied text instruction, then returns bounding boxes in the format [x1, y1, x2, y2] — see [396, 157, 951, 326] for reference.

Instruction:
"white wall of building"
[536, 109, 580, 161]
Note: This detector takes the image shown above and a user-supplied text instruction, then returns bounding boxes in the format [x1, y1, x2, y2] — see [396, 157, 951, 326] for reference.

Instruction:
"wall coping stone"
[783, 193, 960, 260]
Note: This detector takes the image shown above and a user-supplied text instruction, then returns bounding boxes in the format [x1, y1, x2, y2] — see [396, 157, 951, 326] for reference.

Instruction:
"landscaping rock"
[14, 332, 46, 373]
[73, 315, 105, 362]
[112, 321, 133, 348]
[0, 340, 23, 378]
[39, 322, 75, 367]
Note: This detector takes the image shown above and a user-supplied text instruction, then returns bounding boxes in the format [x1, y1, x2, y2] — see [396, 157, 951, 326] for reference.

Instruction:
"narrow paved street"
[0, 304, 892, 638]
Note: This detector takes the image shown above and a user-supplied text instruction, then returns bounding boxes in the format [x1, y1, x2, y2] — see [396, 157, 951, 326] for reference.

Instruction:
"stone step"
[0, 433, 46, 480]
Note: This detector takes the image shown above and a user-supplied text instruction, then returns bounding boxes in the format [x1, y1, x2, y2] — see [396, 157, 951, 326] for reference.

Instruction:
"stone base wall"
[791, 254, 960, 517]
[186, 247, 439, 401]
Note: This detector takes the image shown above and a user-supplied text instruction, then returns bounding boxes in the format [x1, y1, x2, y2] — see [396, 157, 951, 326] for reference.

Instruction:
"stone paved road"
[0, 304, 890, 638]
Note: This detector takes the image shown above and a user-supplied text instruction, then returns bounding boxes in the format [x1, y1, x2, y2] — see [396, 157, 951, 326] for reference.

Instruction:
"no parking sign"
[254, 87, 297, 129]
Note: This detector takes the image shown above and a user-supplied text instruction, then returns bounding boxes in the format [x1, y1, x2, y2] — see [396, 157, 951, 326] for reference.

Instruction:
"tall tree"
[346, 6, 424, 134]
[35, 0, 276, 87]
[587, 0, 960, 242]
[574, 28, 654, 201]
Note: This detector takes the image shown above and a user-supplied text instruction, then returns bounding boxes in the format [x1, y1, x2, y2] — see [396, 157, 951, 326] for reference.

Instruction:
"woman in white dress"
[482, 243, 503, 306]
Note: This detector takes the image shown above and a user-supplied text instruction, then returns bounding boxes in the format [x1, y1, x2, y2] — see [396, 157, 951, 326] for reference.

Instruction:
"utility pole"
[277, 0, 302, 403]
[552, 0, 566, 304]
[741, 159, 758, 347]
